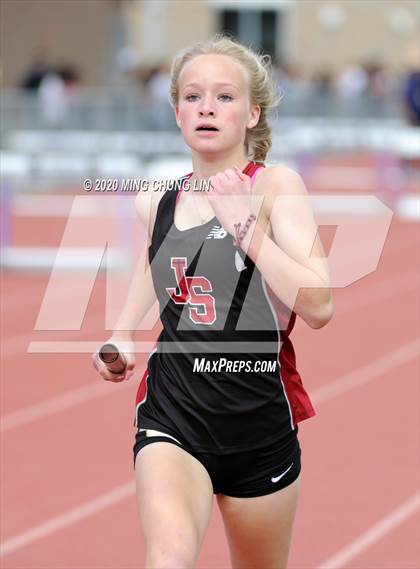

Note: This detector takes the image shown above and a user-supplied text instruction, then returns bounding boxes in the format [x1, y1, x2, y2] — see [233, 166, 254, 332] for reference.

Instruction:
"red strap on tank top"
[176, 161, 264, 204]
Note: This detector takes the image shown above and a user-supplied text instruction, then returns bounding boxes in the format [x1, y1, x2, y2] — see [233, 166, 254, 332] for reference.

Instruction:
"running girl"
[93, 34, 333, 569]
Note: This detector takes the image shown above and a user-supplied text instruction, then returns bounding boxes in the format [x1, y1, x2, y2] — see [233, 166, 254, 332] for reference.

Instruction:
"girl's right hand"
[91, 336, 136, 383]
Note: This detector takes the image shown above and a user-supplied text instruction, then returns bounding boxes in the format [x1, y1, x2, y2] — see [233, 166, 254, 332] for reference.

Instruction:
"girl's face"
[175, 54, 260, 157]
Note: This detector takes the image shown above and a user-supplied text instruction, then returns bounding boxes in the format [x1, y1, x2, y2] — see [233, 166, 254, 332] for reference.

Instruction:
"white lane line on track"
[311, 338, 419, 404]
[333, 269, 419, 316]
[316, 491, 420, 569]
[0, 482, 135, 557]
[0, 380, 132, 432]
[0, 337, 418, 557]
[1, 313, 105, 357]
[1, 322, 418, 434]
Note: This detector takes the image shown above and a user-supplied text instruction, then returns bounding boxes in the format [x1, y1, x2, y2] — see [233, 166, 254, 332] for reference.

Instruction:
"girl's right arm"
[92, 188, 159, 382]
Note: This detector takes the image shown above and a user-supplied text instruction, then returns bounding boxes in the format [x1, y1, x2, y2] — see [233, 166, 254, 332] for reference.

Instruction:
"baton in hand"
[98, 343, 127, 375]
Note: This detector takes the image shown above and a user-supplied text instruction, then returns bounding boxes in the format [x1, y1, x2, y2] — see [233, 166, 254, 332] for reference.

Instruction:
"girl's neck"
[190, 154, 250, 185]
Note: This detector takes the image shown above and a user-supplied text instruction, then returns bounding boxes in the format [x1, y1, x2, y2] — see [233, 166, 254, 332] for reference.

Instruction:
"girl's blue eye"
[185, 94, 233, 102]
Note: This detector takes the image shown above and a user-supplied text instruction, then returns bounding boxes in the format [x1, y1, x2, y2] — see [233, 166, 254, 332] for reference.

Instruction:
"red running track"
[0, 216, 419, 568]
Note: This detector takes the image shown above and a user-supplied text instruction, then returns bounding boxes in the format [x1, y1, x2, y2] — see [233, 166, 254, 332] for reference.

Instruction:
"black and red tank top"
[134, 161, 316, 453]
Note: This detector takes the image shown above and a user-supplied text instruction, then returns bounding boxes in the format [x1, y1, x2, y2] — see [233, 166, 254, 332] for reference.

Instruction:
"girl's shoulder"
[253, 163, 307, 197]
[134, 185, 166, 240]
[135, 174, 190, 239]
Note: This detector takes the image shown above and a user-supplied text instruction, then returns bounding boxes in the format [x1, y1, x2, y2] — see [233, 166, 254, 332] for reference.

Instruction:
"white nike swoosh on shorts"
[139, 428, 182, 445]
[271, 462, 294, 483]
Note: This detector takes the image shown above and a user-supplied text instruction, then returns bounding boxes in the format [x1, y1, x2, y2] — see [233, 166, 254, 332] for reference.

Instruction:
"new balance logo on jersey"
[206, 225, 227, 240]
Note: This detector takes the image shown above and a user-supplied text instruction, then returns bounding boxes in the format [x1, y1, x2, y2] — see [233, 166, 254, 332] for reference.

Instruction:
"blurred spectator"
[273, 60, 310, 96]
[57, 64, 81, 90]
[38, 71, 68, 126]
[399, 45, 420, 190]
[363, 60, 389, 98]
[20, 50, 51, 91]
[144, 62, 173, 129]
[337, 59, 390, 117]
[337, 63, 368, 97]
[146, 62, 171, 103]
[309, 68, 336, 116]
[401, 46, 420, 126]
[114, 45, 144, 87]
[116, 46, 142, 75]
[272, 59, 292, 96]
[37, 64, 81, 127]
[272, 59, 312, 119]
[312, 70, 334, 96]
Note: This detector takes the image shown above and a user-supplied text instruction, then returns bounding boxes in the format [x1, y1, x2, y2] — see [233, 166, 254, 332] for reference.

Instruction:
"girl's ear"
[247, 105, 261, 129]
[175, 105, 181, 128]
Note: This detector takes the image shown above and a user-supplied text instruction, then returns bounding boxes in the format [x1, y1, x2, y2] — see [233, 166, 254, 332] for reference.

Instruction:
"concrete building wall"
[288, 0, 419, 73]
[0, 0, 112, 87]
[1, 0, 418, 88]
[165, 1, 216, 61]
[129, 0, 418, 73]
[124, 0, 216, 67]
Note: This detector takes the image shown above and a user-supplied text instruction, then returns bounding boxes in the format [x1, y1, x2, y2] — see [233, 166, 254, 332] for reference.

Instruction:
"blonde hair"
[169, 34, 281, 163]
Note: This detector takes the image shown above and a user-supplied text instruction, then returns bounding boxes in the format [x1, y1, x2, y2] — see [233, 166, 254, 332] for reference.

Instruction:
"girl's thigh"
[217, 475, 301, 569]
[135, 439, 214, 565]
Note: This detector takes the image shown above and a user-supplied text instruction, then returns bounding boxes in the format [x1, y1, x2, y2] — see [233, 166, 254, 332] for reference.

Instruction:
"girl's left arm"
[240, 165, 333, 329]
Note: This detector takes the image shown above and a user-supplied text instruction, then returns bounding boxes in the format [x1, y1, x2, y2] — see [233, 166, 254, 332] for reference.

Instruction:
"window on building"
[220, 9, 278, 60]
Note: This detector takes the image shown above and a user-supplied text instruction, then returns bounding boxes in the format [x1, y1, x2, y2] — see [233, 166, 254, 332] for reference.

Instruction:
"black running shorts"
[133, 425, 301, 498]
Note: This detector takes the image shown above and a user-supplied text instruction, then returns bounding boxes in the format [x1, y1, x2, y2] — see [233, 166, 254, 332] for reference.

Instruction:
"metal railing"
[0, 85, 405, 134]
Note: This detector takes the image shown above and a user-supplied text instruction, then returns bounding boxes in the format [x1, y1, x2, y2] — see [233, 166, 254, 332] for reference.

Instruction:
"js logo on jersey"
[166, 257, 216, 325]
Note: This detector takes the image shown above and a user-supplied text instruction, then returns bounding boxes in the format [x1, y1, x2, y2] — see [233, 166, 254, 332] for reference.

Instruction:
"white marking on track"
[316, 491, 420, 569]
[333, 269, 419, 316]
[0, 482, 135, 557]
[1, 310, 105, 357]
[1, 338, 418, 433]
[311, 338, 419, 404]
[0, 381, 132, 432]
[0, 339, 417, 555]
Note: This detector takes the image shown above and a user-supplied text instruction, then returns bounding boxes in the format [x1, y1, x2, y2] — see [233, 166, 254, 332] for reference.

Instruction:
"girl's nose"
[200, 110, 214, 117]
[199, 96, 215, 117]
[199, 109, 215, 117]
